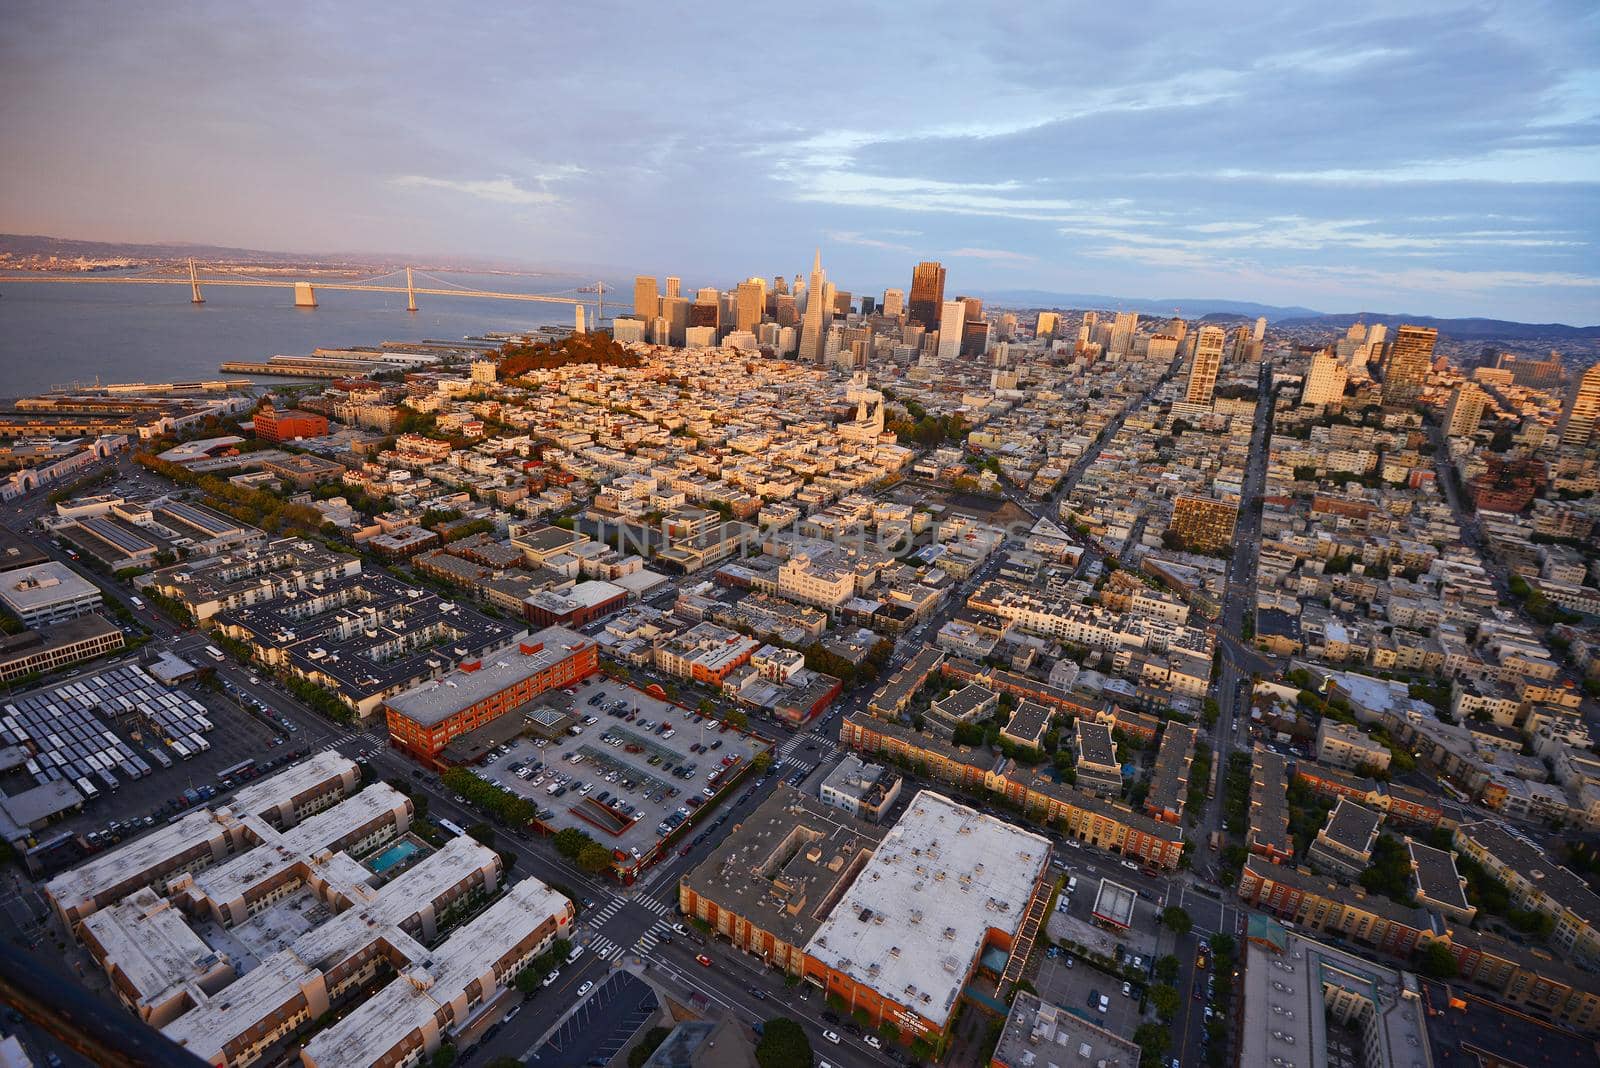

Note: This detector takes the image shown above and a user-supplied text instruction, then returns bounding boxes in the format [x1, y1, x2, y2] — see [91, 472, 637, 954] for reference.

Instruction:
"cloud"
[945, 247, 1037, 264]
[391, 175, 562, 206]
[825, 230, 913, 253]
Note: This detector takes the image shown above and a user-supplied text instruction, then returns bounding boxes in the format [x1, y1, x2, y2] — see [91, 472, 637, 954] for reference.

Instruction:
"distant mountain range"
[975, 289, 1599, 340]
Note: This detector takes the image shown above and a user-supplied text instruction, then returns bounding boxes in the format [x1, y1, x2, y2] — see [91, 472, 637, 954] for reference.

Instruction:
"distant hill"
[977, 289, 1322, 320]
[1273, 312, 1600, 342]
[979, 288, 1597, 339]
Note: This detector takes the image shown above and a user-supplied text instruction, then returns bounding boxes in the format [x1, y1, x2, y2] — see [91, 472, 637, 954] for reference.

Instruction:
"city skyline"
[3, 2, 1598, 323]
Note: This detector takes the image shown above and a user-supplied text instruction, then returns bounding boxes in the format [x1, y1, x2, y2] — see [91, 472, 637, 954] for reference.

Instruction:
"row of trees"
[441, 767, 539, 829]
[552, 826, 620, 873]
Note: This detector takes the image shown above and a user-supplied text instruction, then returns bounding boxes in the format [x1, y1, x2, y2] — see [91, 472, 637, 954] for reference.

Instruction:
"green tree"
[755, 1018, 813, 1068]
[752, 751, 774, 773]
[429, 1045, 457, 1068]
[723, 709, 749, 731]
[1154, 954, 1180, 984]
[1159, 906, 1193, 935]
[1132, 1023, 1170, 1068]
[1416, 941, 1459, 980]
[578, 842, 616, 873]
[1148, 984, 1180, 1020]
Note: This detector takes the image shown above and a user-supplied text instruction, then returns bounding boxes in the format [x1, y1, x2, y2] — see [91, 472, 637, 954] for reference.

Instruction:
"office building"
[799, 249, 832, 365]
[1185, 325, 1225, 405]
[735, 278, 765, 334]
[0, 613, 124, 682]
[1253, 315, 1267, 342]
[632, 275, 659, 325]
[0, 561, 102, 626]
[936, 300, 965, 359]
[881, 288, 904, 318]
[1300, 348, 1348, 406]
[1035, 311, 1059, 337]
[1557, 362, 1600, 449]
[991, 992, 1139, 1068]
[1108, 311, 1138, 356]
[1382, 324, 1437, 404]
[908, 261, 946, 332]
[960, 319, 990, 359]
[252, 403, 329, 444]
[383, 626, 597, 767]
[1443, 382, 1487, 437]
[664, 276, 680, 299]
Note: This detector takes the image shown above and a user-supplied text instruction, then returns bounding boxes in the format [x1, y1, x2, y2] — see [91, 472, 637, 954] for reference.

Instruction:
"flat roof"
[228, 751, 356, 818]
[80, 889, 222, 1006]
[1241, 928, 1430, 1068]
[1320, 798, 1382, 855]
[1001, 700, 1051, 747]
[1146, 721, 1196, 815]
[1091, 879, 1136, 928]
[0, 561, 98, 612]
[301, 876, 570, 1068]
[1075, 719, 1116, 769]
[1455, 820, 1600, 929]
[682, 785, 888, 953]
[803, 790, 1049, 1030]
[47, 808, 233, 918]
[991, 991, 1138, 1068]
[383, 626, 592, 726]
[1406, 840, 1470, 913]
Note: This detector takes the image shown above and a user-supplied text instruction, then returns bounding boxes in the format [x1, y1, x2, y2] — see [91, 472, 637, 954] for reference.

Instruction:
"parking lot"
[4, 660, 298, 851]
[476, 675, 767, 861]
[1034, 951, 1144, 1038]
[1046, 859, 1163, 968]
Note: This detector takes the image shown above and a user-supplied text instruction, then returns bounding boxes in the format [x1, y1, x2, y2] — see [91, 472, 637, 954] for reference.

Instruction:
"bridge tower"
[188, 258, 205, 304]
[595, 280, 604, 321]
[405, 267, 418, 312]
[293, 282, 318, 308]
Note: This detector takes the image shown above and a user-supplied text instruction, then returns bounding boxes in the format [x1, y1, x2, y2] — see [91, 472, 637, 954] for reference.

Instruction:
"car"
[503, 1004, 521, 1022]
[863, 1035, 882, 1050]
[577, 980, 594, 997]
[1122, 982, 1132, 998]
[822, 1030, 841, 1045]
[1204, 1007, 1214, 1021]
[581, 898, 595, 910]
[672, 923, 689, 935]
[695, 954, 712, 967]
[542, 970, 561, 987]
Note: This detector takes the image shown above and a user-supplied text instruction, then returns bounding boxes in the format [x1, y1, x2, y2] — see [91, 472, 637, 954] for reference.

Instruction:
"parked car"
[822, 1030, 841, 1045]
[695, 954, 713, 967]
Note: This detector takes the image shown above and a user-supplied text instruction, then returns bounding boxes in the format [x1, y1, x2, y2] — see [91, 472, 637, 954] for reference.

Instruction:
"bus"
[205, 646, 226, 662]
[129, 596, 145, 609]
[216, 759, 256, 783]
[438, 819, 466, 838]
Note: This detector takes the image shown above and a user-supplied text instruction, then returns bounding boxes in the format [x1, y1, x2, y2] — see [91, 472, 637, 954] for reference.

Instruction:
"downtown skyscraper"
[799, 249, 832, 365]
[908, 261, 946, 333]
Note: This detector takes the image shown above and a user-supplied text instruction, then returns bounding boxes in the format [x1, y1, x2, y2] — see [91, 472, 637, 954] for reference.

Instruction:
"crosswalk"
[320, 728, 372, 752]
[776, 738, 838, 773]
[588, 895, 626, 925]
[635, 896, 673, 918]
[631, 918, 677, 956]
[588, 934, 625, 961]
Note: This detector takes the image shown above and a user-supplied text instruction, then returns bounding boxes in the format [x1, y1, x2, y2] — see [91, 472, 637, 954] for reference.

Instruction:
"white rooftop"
[803, 791, 1049, 1030]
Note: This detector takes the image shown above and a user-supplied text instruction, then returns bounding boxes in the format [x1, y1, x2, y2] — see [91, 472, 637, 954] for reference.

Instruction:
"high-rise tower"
[1382, 325, 1437, 405]
[909, 261, 946, 332]
[1557, 362, 1600, 449]
[1186, 325, 1225, 405]
[799, 249, 831, 365]
[633, 275, 659, 325]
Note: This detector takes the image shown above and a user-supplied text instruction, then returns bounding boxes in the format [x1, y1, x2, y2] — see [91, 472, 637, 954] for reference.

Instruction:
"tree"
[577, 842, 616, 873]
[429, 1045, 457, 1068]
[755, 1018, 813, 1068]
[553, 827, 592, 859]
[1159, 906, 1193, 935]
[752, 751, 774, 773]
[723, 709, 749, 731]
[698, 698, 717, 716]
[1416, 941, 1459, 980]
[1209, 934, 1235, 961]
[1132, 1023, 1170, 1068]
[1154, 954, 1180, 984]
[1148, 984, 1180, 1020]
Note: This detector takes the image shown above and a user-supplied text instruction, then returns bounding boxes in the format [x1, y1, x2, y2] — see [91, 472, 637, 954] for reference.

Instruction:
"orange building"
[383, 626, 597, 767]
[254, 402, 330, 443]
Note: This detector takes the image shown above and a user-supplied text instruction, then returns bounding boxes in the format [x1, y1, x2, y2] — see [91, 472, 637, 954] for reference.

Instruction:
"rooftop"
[1406, 840, 1470, 914]
[992, 991, 1138, 1068]
[383, 625, 592, 725]
[803, 790, 1049, 1030]
[0, 561, 98, 612]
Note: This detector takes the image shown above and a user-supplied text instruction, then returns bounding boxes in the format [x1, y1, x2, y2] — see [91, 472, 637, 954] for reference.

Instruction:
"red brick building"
[254, 402, 329, 444]
[384, 627, 597, 767]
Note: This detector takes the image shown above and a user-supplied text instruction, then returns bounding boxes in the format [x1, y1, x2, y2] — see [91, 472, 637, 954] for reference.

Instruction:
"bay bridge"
[0, 261, 608, 317]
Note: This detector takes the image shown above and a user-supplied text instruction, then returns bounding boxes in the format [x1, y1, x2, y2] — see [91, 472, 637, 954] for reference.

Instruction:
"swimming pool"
[368, 839, 422, 874]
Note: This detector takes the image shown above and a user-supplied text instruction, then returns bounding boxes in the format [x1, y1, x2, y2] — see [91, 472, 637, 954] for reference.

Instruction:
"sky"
[3, 1, 1598, 323]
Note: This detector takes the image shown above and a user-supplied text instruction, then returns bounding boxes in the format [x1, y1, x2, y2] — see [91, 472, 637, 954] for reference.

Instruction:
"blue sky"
[3, 1, 1597, 322]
